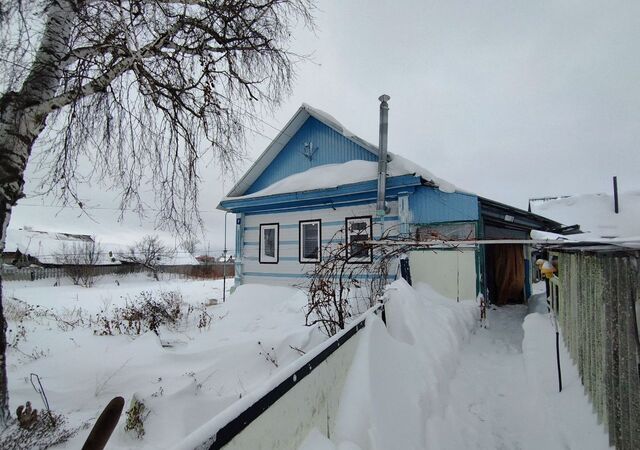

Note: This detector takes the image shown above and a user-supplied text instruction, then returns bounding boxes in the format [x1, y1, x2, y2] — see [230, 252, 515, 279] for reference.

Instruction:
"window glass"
[264, 228, 275, 257]
[300, 220, 320, 262]
[346, 217, 372, 262]
[259, 224, 279, 263]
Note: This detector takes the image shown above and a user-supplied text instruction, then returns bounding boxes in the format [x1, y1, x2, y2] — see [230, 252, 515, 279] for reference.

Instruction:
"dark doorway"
[485, 244, 525, 305]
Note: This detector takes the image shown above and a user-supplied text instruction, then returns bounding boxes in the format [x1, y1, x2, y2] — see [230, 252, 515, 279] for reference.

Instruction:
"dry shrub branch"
[305, 227, 461, 336]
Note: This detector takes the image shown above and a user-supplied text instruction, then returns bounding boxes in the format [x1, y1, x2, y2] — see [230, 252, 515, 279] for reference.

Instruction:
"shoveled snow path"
[425, 304, 600, 450]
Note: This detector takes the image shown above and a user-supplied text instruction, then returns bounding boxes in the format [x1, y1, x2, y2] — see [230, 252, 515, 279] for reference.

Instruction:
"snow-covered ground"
[3, 274, 325, 449]
[300, 283, 610, 450]
[3, 276, 609, 449]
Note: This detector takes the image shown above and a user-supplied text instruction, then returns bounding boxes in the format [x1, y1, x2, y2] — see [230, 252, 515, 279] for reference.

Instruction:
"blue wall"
[409, 187, 479, 224]
[245, 117, 377, 194]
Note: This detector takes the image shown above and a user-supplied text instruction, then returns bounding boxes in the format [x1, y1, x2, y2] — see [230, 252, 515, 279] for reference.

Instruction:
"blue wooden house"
[218, 104, 562, 304]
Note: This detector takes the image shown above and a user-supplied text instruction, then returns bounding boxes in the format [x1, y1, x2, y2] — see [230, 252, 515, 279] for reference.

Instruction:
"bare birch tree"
[0, 0, 314, 427]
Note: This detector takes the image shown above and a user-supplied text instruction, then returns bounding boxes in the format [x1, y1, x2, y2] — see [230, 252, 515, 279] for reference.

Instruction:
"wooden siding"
[408, 187, 479, 224]
[245, 117, 377, 194]
[239, 201, 399, 286]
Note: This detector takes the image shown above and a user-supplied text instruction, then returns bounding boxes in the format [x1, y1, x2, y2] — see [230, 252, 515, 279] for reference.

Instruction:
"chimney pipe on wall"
[376, 95, 390, 222]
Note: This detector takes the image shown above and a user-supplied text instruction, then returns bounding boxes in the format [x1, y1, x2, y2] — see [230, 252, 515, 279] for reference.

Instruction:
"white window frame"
[299, 219, 321, 263]
[259, 223, 279, 264]
[345, 216, 373, 263]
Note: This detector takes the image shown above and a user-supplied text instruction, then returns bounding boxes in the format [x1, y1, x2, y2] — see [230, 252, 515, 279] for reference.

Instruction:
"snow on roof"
[225, 103, 457, 198]
[225, 104, 375, 198]
[226, 152, 456, 200]
[301, 103, 362, 141]
[389, 153, 456, 194]
[5, 207, 199, 265]
[529, 190, 640, 241]
[5, 228, 118, 265]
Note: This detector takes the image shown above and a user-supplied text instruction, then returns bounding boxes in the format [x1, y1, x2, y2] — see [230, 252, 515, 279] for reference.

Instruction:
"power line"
[216, 93, 293, 139]
[14, 103, 297, 215]
[8, 250, 231, 258]
[14, 202, 224, 214]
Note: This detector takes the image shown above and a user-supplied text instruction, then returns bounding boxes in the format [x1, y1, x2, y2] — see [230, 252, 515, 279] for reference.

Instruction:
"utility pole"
[613, 176, 619, 214]
[222, 211, 229, 302]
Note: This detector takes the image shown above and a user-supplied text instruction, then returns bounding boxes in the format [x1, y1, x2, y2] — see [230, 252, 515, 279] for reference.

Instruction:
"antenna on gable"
[301, 141, 317, 160]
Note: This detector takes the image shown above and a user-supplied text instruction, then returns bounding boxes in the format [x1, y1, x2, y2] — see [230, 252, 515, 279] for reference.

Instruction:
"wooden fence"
[0, 263, 234, 282]
[552, 249, 640, 450]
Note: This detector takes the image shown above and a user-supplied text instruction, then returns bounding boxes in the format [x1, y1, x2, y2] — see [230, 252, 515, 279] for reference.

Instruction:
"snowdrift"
[5, 278, 325, 450]
[300, 279, 477, 450]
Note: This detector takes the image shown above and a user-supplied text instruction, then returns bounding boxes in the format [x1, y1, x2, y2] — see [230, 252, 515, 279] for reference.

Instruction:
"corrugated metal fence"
[1, 263, 234, 282]
[554, 250, 640, 450]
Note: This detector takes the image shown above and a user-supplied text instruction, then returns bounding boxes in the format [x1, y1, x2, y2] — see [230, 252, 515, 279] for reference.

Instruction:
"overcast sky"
[16, 0, 640, 253]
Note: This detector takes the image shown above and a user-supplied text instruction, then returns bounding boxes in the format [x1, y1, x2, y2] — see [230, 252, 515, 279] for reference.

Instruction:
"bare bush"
[94, 291, 182, 336]
[0, 407, 80, 450]
[4, 298, 48, 323]
[305, 228, 458, 336]
[54, 240, 102, 287]
[124, 396, 148, 439]
[304, 228, 392, 337]
[50, 306, 89, 332]
[94, 290, 211, 336]
[257, 341, 279, 368]
[5, 298, 53, 360]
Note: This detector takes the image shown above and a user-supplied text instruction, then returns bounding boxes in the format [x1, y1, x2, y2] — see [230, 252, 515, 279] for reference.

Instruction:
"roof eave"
[479, 196, 564, 232]
[218, 174, 422, 213]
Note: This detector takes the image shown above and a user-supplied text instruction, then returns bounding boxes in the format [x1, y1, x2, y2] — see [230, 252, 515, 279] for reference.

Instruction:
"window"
[345, 216, 372, 263]
[299, 220, 321, 263]
[259, 223, 279, 264]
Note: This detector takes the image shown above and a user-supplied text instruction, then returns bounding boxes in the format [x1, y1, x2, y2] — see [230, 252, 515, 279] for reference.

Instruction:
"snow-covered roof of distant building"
[529, 190, 640, 242]
[224, 103, 457, 199]
[5, 228, 120, 265]
[5, 226, 199, 266]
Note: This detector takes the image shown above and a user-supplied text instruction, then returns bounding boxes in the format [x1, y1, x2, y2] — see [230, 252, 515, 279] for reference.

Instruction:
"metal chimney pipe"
[376, 95, 390, 218]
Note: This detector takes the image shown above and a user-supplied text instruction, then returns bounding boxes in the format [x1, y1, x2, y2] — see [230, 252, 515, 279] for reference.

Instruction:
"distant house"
[196, 255, 216, 264]
[3, 227, 200, 268]
[3, 228, 109, 267]
[218, 104, 563, 304]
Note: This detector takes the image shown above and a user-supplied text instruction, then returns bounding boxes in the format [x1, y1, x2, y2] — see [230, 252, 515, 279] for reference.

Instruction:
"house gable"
[245, 116, 378, 195]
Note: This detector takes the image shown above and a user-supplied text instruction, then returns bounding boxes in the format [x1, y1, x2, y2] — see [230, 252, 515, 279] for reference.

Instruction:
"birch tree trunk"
[0, 1, 76, 427]
[0, 0, 314, 430]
